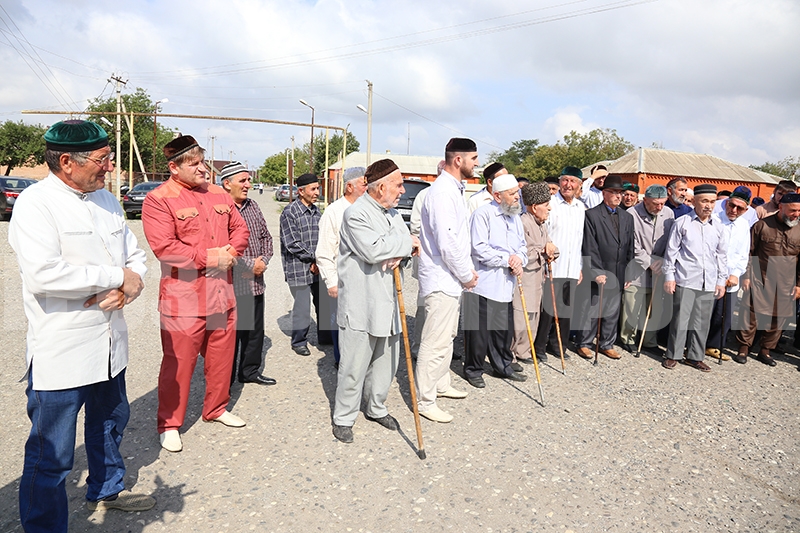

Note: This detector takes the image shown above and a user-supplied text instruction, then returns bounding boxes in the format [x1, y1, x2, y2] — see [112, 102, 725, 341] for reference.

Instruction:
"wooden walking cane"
[546, 258, 566, 375]
[517, 275, 545, 406]
[392, 267, 426, 460]
[594, 281, 604, 366]
[635, 273, 659, 358]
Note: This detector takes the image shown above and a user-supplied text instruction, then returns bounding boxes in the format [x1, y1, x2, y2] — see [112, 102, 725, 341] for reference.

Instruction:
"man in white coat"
[332, 159, 418, 443]
[9, 120, 154, 532]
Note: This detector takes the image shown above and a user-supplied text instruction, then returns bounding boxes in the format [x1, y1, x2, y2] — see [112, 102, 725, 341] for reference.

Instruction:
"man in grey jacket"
[332, 159, 419, 443]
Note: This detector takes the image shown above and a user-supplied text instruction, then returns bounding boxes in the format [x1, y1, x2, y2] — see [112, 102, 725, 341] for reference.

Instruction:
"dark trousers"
[232, 292, 265, 382]
[534, 277, 576, 355]
[317, 287, 334, 345]
[462, 292, 514, 379]
[289, 279, 322, 348]
[575, 280, 621, 350]
[20, 370, 129, 533]
[706, 291, 733, 350]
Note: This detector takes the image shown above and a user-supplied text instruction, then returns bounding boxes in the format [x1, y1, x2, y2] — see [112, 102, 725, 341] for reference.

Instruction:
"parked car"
[275, 184, 298, 202]
[122, 181, 163, 219]
[396, 178, 431, 226]
[0, 177, 37, 220]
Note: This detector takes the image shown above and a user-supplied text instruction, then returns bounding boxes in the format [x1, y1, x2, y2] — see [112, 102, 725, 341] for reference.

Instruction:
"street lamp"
[152, 98, 169, 178]
[299, 99, 315, 174]
[356, 103, 372, 167]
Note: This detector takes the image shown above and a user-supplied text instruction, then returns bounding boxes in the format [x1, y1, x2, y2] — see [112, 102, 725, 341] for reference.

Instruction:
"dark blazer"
[582, 202, 634, 287]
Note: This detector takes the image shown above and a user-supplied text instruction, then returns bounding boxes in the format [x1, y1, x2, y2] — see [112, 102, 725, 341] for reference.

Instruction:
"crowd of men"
[9, 121, 800, 532]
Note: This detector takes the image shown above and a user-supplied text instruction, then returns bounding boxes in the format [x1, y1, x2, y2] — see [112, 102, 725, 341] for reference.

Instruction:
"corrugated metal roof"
[328, 153, 442, 175]
[587, 148, 782, 185]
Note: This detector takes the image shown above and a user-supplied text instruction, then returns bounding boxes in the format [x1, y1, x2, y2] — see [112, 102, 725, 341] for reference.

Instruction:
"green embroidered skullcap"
[44, 120, 109, 152]
[560, 166, 584, 180]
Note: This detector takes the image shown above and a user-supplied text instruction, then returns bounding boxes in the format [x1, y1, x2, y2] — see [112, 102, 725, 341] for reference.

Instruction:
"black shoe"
[622, 343, 637, 353]
[500, 371, 528, 382]
[510, 362, 524, 373]
[452, 352, 463, 361]
[518, 357, 535, 365]
[365, 414, 398, 431]
[467, 375, 486, 388]
[332, 424, 353, 443]
[756, 351, 777, 367]
[292, 345, 311, 356]
[242, 375, 277, 386]
[732, 353, 748, 364]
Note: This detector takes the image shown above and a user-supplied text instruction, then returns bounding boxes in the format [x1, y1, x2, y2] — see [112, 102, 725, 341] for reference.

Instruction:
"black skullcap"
[445, 137, 477, 153]
[561, 166, 583, 180]
[752, 197, 766, 206]
[364, 158, 399, 184]
[521, 182, 551, 206]
[44, 120, 109, 152]
[694, 183, 717, 196]
[483, 162, 505, 182]
[780, 192, 800, 204]
[717, 190, 732, 197]
[164, 135, 200, 161]
[544, 175, 560, 184]
[295, 173, 318, 187]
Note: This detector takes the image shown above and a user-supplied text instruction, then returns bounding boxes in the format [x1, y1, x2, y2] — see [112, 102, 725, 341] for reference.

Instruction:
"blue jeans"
[20, 370, 130, 533]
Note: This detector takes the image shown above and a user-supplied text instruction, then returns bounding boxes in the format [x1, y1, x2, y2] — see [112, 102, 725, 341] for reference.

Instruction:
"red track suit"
[143, 178, 249, 433]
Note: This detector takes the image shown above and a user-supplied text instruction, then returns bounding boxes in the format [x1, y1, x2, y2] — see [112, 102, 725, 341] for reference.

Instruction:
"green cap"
[44, 120, 109, 152]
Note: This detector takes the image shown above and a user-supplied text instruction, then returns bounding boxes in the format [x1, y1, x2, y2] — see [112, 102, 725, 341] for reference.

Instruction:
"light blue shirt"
[469, 201, 528, 303]
[663, 210, 728, 291]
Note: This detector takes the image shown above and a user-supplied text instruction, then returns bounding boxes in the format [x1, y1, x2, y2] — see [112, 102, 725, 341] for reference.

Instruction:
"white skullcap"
[492, 174, 519, 193]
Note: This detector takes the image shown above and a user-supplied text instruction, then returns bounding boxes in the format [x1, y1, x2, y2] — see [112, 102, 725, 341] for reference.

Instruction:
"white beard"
[500, 201, 522, 216]
[785, 217, 799, 228]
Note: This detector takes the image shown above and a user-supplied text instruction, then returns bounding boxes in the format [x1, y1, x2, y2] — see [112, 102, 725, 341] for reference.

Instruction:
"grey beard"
[500, 201, 522, 216]
[670, 193, 683, 205]
[785, 217, 799, 228]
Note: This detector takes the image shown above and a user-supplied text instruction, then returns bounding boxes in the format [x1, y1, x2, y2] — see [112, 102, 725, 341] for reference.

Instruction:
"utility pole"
[210, 136, 215, 184]
[289, 136, 295, 202]
[109, 74, 127, 199]
[407, 122, 410, 155]
[366, 80, 373, 166]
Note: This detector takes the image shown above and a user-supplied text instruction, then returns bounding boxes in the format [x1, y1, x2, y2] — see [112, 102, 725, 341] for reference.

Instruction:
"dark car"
[0, 177, 37, 220]
[396, 179, 431, 226]
[122, 181, 163, 219]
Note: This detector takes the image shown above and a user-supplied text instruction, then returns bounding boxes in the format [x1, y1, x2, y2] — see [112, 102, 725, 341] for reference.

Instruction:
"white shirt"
[9, 174, 147, 391]
[713, 198, 758, 228]
[419, 171, 473, 298]
[467, 187, 492, 214]
[712, 210, 750, 293]
[546, 191, 585, 279]
[315, 196, 353, 290]
[581, 179, 603, 209]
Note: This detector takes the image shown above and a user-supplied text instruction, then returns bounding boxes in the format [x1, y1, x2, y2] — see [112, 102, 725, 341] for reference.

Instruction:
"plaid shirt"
[279, 198, 320, 287]
[232, 198, 273, 296]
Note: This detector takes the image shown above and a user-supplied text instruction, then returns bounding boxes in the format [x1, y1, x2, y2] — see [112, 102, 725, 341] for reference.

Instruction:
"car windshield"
[0, 178, 36, 189]
[131, 182, 161, 193]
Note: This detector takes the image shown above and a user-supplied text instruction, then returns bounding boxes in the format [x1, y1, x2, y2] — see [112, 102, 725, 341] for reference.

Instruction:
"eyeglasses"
[726, 202, 747, 212]
[85, 152, 115, 167]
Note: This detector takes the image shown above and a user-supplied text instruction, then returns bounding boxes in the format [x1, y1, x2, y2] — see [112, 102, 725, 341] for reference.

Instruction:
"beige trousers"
[415, 291, 461, 411]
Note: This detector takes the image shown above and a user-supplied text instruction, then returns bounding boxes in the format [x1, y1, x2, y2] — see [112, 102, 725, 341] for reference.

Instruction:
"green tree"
[751, 156, 800, 179]
[259, 152, 289, 185]
[297, 131, 360, 177]
[0, 120, 47, 176]
[486, 139, 540, 175]
[86, 87, 176, 178]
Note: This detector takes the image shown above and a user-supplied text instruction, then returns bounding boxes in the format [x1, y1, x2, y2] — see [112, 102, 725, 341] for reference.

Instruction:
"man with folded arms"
[316, 167, 368, 367]
[463, 173, 528, 387]
[10, 120, 154, 531]
[220, 161, 276, 387]
[574, 175, 634, 360]
[661, 184, 727, 372]
[143, 135, 250, 452]
[735, 193, 800, 366]
[416, 140, 479, 423]
[332, 159, 417, 443]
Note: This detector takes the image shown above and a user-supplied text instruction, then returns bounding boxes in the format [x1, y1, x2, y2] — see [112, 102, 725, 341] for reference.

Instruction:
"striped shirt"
[232, 197, 273, 296]
[279, 198, 320, 287]
[546, 191, 585, 279]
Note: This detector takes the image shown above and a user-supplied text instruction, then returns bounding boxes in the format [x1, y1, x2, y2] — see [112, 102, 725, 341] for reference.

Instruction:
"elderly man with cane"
[332, 159, 419, 444]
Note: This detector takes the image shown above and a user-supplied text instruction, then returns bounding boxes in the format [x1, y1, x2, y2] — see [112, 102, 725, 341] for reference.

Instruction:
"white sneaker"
[437, 387, 468, 399]
[206, 411, 246, 428]
[419, 405, 453, 423]
[159, 430, 182, 452]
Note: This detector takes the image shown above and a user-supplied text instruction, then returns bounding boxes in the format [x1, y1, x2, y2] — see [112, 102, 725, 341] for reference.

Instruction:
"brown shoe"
[576, 346, 594, 359]
[681, 359, 711, 372]
[662, 358, 677, 369]
[601, 348, 621, 360]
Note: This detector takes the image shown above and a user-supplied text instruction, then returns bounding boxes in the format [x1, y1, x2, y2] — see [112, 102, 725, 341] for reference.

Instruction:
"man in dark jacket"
[574, 175, 634, 360]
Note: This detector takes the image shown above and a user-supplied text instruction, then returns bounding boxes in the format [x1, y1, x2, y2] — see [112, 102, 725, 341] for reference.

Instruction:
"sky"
[1, 0, 798, 172]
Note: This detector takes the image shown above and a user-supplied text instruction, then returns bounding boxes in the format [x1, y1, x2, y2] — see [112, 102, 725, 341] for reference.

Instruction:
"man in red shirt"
[142, 136, 250, 453]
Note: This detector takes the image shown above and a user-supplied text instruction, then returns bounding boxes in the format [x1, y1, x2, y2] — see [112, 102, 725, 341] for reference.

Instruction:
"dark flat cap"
[164, 135, 200, 161]
[296, 173, 318, 187]
[561, 166, 583, 180]
[483, 162, 505, 181]
[445, 138, 477, 153]
[602, 175, 625, 191]
[44, 120, 109, 152]
[694, 183, 717, 196]
[365, 158, 399, 184]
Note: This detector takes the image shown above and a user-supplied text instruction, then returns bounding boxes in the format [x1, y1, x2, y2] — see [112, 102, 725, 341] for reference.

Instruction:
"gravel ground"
[0, 191, 799, 533]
